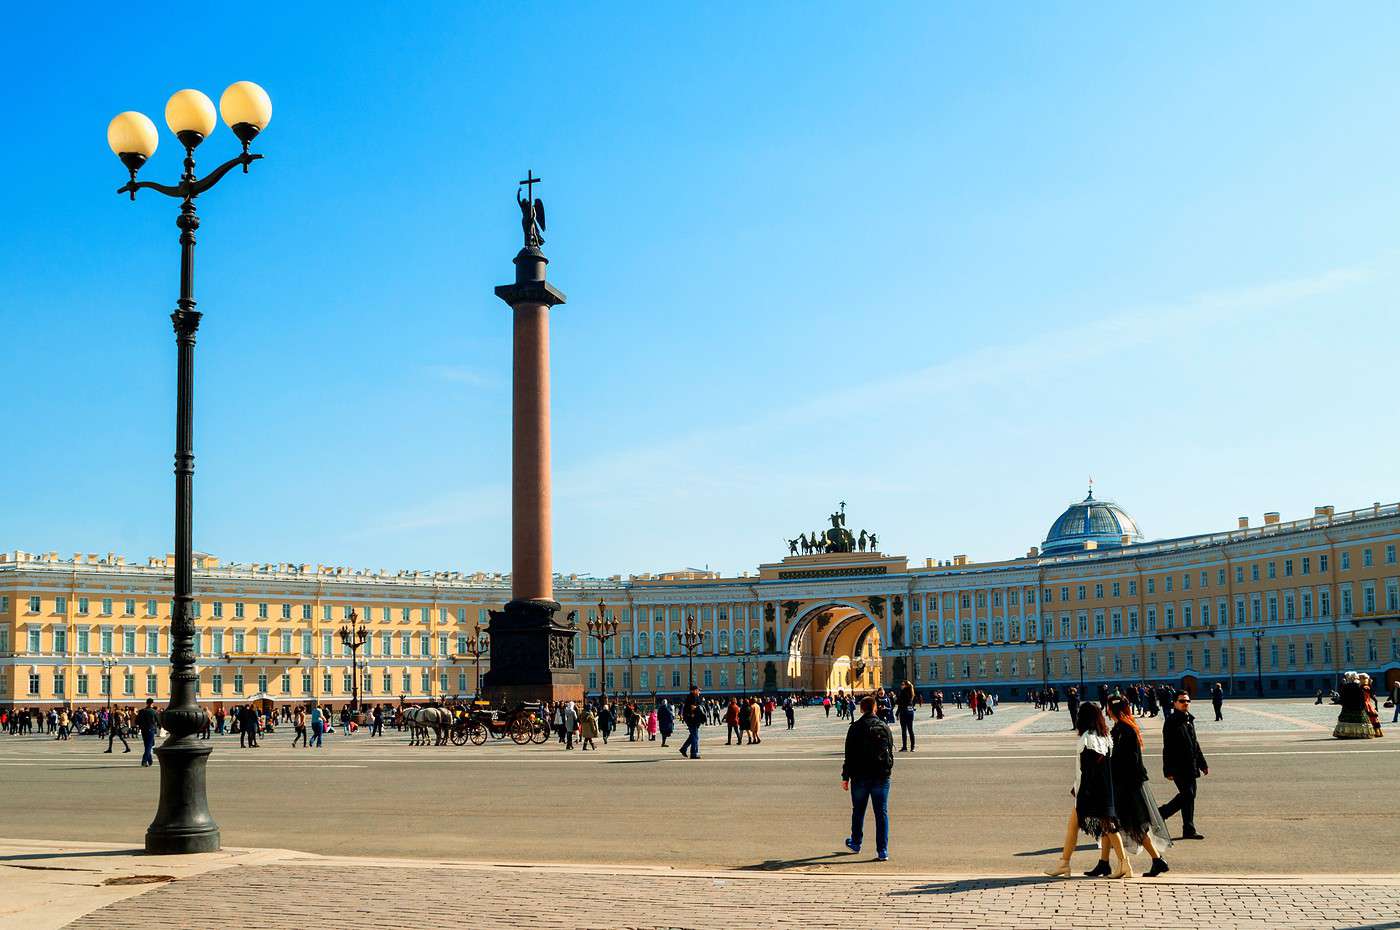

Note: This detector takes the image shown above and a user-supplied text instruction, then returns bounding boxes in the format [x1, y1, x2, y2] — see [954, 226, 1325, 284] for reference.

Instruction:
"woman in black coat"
[1090, 697, 1172, 877]
[1045, 702, 1131, 879]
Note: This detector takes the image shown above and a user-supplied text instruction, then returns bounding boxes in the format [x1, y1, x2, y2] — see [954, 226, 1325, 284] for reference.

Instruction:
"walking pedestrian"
[1210, 682, 1224, 722]
[1091, 697, 1172, 877]
[679, 686, 704, 759]
[657, 699, 674, 747]
[579, 705, 599, 750]
[896, 680, 917, 752]
[841, 695, 894, 862]
[783, 695, 795, 730]
[1044, 702, 1131, 879]
[1157, 691, 1208, 840]
[309, 704, 325, 748]
[292, 706, 308, 747]
[105, 708, 131, 754]
[725, 698, 742, 745]
[136, 698, 160, 767]
[562, 701, 579, 750]
[372, 704, 384, 737]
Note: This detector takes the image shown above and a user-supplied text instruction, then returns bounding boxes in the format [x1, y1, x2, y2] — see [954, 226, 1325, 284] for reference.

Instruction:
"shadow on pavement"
[0, 849, 144, 862]
[737, 851, 858, 871]
[890, 876, 1059, 895]
[1013, 844, 1098, 857]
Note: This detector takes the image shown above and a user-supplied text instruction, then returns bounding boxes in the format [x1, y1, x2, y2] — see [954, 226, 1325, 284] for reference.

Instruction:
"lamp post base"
[145, 739, 220, 855]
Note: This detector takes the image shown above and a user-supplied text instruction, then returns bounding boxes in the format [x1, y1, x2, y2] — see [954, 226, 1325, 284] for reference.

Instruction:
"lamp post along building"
[3, 495, 1399, 707]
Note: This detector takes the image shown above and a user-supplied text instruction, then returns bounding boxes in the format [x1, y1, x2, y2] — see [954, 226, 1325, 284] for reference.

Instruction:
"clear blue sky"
[2, 5, 1397, 577]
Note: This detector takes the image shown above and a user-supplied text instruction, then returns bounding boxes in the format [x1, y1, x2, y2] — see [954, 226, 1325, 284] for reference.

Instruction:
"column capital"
[495, 280, 567, 308]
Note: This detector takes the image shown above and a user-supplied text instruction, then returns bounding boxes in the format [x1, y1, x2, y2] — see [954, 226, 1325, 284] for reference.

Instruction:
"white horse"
[404, 706, 452, 746]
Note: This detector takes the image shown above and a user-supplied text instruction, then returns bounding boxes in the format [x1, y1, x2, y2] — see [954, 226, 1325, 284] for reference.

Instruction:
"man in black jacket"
[1158, 690, 1208, 839]
[841, 695, 894, 861]
[678, 686, 704, 759]
[135, 698, 160, 768]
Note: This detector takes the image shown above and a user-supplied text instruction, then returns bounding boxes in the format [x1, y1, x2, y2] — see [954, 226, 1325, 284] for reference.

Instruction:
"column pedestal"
[481, 598, 582, 705]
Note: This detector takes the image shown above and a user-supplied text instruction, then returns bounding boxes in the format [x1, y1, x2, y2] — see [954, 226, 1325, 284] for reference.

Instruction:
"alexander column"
[482, 172, 582, 705]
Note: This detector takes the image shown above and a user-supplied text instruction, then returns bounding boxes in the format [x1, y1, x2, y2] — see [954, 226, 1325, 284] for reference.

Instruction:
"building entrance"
[786, 603, 882, 694]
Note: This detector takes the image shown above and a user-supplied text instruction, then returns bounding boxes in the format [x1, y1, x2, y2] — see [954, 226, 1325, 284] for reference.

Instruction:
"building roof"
[1041, 487, 1143, 556]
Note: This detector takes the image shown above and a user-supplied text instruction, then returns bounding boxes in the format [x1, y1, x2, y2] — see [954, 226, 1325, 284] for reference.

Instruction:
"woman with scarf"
[1087, 696, 1172, 877]
[1045, 702, 1131, 879]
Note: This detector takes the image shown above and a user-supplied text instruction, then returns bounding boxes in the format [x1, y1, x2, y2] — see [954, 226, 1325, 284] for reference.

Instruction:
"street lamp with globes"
[107, 81, 271, 856]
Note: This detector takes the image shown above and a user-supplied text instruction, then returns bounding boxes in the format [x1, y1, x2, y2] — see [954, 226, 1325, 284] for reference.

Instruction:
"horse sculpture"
[404, 705, 453, 746]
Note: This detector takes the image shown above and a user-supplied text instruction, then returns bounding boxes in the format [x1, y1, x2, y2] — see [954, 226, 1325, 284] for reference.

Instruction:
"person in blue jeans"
[842, 694, 894, 861]
[309, 704, 325, 748]
[678, 686, 704, 759]
[135, 698, 160, 768]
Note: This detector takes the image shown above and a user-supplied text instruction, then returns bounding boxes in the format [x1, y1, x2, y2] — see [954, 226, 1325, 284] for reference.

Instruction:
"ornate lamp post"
[675, 614, 703, 688]
[108, 81, 271, 856]
[337, 610, 369, 716]
[1074, 641, 1087, 694]
[101, 657, 117, 720]
[735, 642, 752, 698]
[586, 599, 621, 701]
[462, 626, 489, 700]
[1252, 629, 1265, 697]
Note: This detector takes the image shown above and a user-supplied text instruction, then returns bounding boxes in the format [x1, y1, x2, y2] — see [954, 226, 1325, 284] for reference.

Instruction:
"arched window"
[652, 632, 663, 655]
[750, 630, 762, 651]
[718, 630, 729, 653]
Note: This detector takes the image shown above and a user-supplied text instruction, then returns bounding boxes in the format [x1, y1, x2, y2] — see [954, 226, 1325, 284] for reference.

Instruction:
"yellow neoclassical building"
[2, 493, 1399, 708]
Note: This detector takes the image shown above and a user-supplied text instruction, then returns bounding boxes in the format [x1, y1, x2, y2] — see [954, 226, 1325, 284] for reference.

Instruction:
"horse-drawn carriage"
[449, 700, 550, 746]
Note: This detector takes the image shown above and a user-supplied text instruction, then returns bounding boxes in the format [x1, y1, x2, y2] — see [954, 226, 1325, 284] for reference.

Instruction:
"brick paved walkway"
[68, 860, 1400, 930]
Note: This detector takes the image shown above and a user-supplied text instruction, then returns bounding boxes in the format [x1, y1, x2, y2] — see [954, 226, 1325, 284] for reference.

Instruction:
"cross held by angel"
[517, 169, 546, 248]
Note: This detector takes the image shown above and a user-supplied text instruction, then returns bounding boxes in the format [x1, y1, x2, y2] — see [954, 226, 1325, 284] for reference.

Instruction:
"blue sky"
[2, 5, 1398, 577]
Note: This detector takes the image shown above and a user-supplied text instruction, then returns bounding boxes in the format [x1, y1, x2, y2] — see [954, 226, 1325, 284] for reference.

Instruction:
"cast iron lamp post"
[587, 599, 621, 702]
[462, 626, 489, 700]
[108, 81, 271, 855]
[675, 614, 703, 688]
[1252, 629, 1265, 697]
[337, 611, 369, 716]
[1074, 641, 1087, 694]
[734, 642, 752, 698]
[101, 657, 117, 720]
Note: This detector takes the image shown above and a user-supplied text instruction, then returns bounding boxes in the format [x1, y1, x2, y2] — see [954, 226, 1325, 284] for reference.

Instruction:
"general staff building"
[2, 492, 1398, 708]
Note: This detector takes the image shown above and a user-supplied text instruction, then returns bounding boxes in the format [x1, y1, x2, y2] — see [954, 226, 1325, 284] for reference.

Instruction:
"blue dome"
[1042, 489, 1143, 555]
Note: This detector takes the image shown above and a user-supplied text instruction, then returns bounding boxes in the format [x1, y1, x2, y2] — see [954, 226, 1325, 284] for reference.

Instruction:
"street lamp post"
[101, 656, 117, 720]
[587, 599, 621, 702]
[108, 81, 271, 856]
[1252, 629, 1265, 697]
[462, 626, 489, 700]
[735, 643, 752, 697]
[1074, 641, 1087, 694]
[675, 614, 703, 688]
[337, 610, 369, 716]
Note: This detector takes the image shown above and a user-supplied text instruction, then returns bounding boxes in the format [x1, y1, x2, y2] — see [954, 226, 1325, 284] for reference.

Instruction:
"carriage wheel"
[468, 722, 488, 745]
[450, 727, 468, 747]
[510, 717, 531, 744]
[530, 719, 549, 744]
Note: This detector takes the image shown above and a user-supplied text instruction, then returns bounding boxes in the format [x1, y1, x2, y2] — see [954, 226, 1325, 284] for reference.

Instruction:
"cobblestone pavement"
[65, 858, 1400, 930]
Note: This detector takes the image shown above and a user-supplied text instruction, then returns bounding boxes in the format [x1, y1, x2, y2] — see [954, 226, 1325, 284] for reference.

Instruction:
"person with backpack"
[841, 694, 894, 861]
[678, 686, 705, 759]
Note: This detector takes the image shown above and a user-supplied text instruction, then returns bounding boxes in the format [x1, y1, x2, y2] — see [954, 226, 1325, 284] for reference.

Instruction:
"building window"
[147, 671, 158, 693]
[212, 673, 223, 693]
[1341, 552, 1351, 571]
[1267, 562, 1277, 580]
[233, 602, 244, 619]
[1284, 559, 1293, 577]
[1363, 548, 1373, 568]
[124, 672, 135, 695]
[55, 628, 68, 652]
[28, 628, 41, 652]
[234, 631, 246, 652]
[281, 672, 291, 694]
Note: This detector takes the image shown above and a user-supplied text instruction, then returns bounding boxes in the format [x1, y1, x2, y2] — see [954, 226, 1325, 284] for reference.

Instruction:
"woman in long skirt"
[1044, 702, 1132, 878]
[1095, 697, 1172, 877]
